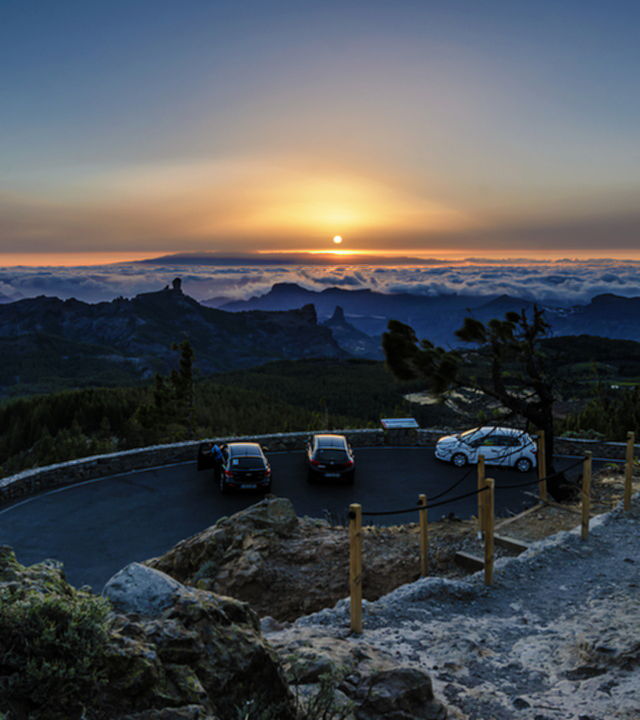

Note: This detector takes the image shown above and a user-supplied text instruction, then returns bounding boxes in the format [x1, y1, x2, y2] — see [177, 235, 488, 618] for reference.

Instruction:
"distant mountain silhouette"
[136, 252, 441, 266]
[221, 283, 524, 344]
[473, 294, 536, 316]
[5, 278, 640, 395]
[220, 283, 640, 344]
[201, 295, 235, 308]
[552, 294, 640, 340]
[0, 282, 346, 393]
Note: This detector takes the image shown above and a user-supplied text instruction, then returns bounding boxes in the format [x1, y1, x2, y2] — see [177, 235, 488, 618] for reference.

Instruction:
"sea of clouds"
[2, 258, 640, 307]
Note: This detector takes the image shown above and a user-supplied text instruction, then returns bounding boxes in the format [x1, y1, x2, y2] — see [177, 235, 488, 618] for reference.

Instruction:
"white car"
[435, 426, 537, 473]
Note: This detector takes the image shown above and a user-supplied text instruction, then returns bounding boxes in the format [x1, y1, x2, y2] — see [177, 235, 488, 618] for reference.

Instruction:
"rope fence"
[359, 485, 489, 517]
[494, 457, 584, 489]
[430, 466, 474, 501]
[346, 429, 636, 634]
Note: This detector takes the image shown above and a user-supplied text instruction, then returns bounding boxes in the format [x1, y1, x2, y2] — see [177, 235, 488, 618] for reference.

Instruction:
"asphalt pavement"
[0, 447, 590, 591]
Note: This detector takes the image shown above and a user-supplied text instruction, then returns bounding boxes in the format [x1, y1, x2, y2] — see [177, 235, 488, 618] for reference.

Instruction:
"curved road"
[0, 447, 589, 590]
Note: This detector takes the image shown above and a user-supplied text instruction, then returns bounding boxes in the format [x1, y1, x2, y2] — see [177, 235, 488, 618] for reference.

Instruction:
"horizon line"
[2, 249, 640, 268]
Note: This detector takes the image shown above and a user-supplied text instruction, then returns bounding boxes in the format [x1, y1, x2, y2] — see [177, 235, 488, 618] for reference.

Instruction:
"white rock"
[103, 562, 183, 616]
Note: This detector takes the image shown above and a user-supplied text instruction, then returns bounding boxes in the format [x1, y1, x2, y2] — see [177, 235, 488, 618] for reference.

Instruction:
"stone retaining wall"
[1, 428, 636, 507]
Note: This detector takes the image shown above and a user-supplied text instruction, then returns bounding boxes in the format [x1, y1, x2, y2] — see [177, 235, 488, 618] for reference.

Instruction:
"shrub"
[0, 588, 111, 719]
[560, 428, 605, 441]
[234, 666, 354, 720]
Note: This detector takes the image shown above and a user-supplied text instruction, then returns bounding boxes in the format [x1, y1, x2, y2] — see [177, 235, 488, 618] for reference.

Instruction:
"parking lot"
[0, 446, 588, 590]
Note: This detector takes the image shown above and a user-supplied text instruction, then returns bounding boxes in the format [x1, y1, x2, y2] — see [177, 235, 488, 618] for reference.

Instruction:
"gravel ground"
[290, 495, 640, 720]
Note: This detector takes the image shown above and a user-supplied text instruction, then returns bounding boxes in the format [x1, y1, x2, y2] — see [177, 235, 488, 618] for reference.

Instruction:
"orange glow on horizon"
[259, 247, 640, 261]
[306, 249, 364, 256]
[0, 251, 165, 267]
[2, 248, 640, 267]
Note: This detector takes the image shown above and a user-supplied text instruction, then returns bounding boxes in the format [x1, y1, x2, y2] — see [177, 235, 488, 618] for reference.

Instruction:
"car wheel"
[307, 469, 316, 484]
[515, 457, 532, 473]
[451, 452, 468, 468]
[219, 476, 228, 494]
[345, 469, 355, 484]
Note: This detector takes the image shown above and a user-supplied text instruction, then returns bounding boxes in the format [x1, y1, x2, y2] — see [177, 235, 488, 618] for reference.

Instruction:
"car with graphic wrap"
[435, 426, 536, 472]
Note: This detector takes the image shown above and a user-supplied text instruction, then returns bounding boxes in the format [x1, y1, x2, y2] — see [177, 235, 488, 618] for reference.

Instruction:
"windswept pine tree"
[383, 307, 557, 473]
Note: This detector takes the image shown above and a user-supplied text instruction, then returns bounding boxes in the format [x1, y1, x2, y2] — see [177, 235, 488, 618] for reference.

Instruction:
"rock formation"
[0, 545, 448, 720]
[265, 625, 448, 720]
[0, 547, 294, 719]
[147, 497, 467, 622]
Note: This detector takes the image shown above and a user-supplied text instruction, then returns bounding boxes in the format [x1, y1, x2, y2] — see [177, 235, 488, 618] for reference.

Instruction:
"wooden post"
[581, 452, 592, 541]
[477, 454, 486, 534]
[348, 503, 363, 633]
[418, 493, 428, 577]
[625, 431, 635, 512]
[483, 478, 495, 586]
[537, 430, 547, 501]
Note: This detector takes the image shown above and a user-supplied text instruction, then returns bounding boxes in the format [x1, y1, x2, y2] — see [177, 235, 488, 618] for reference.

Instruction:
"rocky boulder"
[148, 496, 299, 582]
[266, 625, 448, 720]
[102, 564, 296, 719]
[147, 497, 468, 622]
[0, 547, 295, 719]
[352, 668, 447, 720]
[147, 497, 333, 619]
[103, 562, 183, 616]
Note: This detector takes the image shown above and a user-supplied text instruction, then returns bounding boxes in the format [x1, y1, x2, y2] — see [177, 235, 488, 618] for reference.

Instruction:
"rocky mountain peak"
[328, 305, 346, 324]
[298, 302, 317, 323]
[270, 281, 308, 295]
[321, 305, 382, 359]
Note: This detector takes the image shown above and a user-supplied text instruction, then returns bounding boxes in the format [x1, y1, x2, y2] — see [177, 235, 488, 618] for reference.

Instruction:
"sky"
[1, 0, 640, 263]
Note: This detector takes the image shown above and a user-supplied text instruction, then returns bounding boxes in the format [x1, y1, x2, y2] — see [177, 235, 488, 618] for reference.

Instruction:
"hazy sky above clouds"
[2, 0, 639, 260]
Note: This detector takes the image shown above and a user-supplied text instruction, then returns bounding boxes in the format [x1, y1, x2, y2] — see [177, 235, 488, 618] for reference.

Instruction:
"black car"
[306, 434, 355, 483]
[217, 442, 272, 494]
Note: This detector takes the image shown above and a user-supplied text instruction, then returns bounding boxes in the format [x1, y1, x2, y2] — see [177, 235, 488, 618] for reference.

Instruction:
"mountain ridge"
[4, 279, 640, 395]
[215, 283, 640, 344]
[0, 282, 347, 394]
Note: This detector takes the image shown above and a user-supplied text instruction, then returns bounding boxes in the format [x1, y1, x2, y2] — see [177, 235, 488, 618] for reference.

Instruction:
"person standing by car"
[211, 443, 225, 478]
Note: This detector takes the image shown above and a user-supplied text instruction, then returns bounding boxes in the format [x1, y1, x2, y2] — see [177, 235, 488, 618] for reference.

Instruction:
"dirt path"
[288, 494, 640, 720]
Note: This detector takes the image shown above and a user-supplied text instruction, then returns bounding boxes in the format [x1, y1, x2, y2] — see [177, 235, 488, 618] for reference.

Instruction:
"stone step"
[494, 534, 529, 554]
[454, 551, 484, 571]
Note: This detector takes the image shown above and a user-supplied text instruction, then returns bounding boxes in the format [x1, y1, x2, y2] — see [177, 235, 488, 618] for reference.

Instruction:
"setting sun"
[333, 235, 343, 244]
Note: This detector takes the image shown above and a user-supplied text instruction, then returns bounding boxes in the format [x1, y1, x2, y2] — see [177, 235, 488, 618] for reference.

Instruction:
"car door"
[487, 434, 524, 466]
[475, 434, 510, 466]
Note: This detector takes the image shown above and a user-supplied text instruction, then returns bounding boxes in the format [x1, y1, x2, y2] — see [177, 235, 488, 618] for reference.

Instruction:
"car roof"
[314, 434, 348, 448]
[476, 426, 529, 437]
[227, 442, 263, 456]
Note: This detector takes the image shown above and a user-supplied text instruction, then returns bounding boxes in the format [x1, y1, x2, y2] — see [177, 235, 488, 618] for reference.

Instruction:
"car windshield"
[231, 457, 264, 469]
[315, 449, 348, 462]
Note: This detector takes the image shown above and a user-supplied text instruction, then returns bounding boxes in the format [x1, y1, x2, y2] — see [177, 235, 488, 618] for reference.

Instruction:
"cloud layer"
[2, 258, 640, 307]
